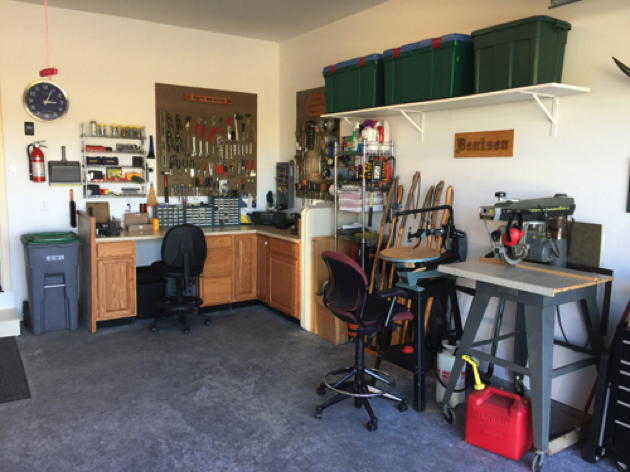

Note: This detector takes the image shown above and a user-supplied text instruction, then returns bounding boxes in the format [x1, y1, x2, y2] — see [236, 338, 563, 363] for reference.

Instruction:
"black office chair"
[151, 224, 209, 334]
[315, 251, 411, 431]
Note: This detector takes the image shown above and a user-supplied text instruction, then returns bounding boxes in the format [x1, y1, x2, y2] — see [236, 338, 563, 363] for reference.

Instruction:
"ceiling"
[14, 0, 390, 42]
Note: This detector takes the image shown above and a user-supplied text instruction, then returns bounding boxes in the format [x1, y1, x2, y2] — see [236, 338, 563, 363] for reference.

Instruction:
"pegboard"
[155, 83, 257, 199]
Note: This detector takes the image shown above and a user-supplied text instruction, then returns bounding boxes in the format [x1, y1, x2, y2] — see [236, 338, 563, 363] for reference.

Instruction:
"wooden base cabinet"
[234, 234, 257, 301]
[95, 242, 136, 322]
[257, 235, 269, 302]
[267, 239, 300, 319]
[203, 235, 233, 306]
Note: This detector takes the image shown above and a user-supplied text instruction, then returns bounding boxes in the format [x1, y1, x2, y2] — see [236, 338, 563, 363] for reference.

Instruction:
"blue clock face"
[23, 81, 69, 122]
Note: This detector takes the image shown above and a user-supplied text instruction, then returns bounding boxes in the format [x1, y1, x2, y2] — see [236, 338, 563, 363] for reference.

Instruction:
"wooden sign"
[184, 93, 233, 105]
[305, 93, 326, 117]
[454, 129, 514, 158]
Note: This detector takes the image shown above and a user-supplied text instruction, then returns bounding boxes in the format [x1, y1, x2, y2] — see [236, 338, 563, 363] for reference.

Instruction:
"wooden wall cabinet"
[256, 235, 269, 302]
[267, 238, 300, 319]
[233, 234, 257, 301]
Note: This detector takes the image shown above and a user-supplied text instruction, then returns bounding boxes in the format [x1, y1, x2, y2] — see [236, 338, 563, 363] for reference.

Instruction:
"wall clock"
[23, 80, 69, 122]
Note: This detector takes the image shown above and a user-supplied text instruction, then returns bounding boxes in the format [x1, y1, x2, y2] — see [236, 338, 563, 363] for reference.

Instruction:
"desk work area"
[77, 210, 301, 333]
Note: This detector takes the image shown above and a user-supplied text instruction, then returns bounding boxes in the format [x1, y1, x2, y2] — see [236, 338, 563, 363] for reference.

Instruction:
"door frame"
[0, 89, 12, 291]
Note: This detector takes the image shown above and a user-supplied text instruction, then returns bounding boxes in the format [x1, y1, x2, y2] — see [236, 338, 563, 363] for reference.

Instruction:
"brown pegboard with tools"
[155, 83, 257, 200]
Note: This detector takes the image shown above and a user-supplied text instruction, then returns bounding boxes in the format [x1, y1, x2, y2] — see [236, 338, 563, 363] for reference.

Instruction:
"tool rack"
[80, 122, 149, 199]
[154, 83, 257, 201]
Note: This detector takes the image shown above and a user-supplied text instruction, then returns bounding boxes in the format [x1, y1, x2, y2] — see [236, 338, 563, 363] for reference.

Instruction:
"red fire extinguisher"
[27, 141, 46, 182]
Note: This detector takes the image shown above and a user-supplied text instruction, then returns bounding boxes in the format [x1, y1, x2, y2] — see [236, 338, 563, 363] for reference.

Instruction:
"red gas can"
[465, 386, 533, 461]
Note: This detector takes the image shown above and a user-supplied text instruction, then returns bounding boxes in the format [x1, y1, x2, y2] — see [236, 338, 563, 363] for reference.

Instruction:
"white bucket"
[436, 340, 466, 408]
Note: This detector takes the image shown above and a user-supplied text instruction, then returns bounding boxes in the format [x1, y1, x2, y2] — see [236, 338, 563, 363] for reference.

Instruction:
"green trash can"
[21, 232, 82, 335]
[472, 15, 571, 93]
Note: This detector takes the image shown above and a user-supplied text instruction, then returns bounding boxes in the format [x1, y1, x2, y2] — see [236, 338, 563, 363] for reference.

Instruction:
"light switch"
[9, 166, 16, 177]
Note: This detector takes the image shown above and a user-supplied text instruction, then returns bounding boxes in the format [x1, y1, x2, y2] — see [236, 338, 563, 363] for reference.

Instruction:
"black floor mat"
[0, 337, 31, 404]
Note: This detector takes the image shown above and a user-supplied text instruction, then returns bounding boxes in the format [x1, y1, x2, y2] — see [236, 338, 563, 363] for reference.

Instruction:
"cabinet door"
[96, 256, 136, 319]
[234, 234, 257, 301]
[257, 235, 269, 302]
[268, 252, 300, 319]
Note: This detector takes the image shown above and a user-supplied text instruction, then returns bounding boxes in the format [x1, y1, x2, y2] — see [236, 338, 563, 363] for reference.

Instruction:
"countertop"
[96, 224, 301, 244]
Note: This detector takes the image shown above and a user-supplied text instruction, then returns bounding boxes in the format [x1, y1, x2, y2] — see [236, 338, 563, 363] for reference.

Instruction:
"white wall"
[280, 0, 630, 408]
[0, 1, 279, 308]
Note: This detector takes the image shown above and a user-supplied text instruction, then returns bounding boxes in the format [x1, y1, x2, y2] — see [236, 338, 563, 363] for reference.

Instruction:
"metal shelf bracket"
[520, 92, 559, 136]
[398, 110, 425, 142]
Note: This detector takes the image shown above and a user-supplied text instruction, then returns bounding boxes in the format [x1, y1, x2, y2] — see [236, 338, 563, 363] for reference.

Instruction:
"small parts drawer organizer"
[157, 196, 241, 228]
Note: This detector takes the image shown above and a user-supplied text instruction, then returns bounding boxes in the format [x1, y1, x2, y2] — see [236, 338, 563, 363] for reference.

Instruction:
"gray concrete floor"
[0, 307, 618, 472]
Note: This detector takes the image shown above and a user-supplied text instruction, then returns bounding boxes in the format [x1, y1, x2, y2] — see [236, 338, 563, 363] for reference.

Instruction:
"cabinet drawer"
[97, 241, 134, 258]
[206, 235, 233, 249]
[269, 238, 299, 260]
[204, 248, 233, 278]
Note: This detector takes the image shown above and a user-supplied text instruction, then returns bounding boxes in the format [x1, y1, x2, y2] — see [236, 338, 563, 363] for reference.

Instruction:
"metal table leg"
[442, 292, 492, 416]
[524, 304, 555, 455]
[413, 288, 427, 411]
[512, 303, 528, 394]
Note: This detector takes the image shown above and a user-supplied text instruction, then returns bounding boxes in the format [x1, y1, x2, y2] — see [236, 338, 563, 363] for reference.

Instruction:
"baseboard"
[0, 308, 21, 337]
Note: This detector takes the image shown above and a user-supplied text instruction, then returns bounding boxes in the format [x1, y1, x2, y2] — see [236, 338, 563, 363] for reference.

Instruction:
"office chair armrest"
[374, 287, 408, 300]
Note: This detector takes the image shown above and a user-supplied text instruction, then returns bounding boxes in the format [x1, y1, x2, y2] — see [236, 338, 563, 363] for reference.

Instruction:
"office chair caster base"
[397, 401, 409, 413]
[316, 384, 327, 396]
[150, 325, 157, 333]
[205, 318, 211, 326]
[366, 420, 378, 432]
[324, 368, 395, 398]
[315, 406, 323, 419]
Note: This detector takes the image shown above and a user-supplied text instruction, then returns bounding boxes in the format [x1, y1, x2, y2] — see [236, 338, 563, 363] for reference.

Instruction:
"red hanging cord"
[39, 0, 57, 80]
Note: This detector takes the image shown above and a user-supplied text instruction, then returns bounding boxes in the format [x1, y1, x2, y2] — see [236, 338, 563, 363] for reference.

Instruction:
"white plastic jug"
[436, 340, 466, 408]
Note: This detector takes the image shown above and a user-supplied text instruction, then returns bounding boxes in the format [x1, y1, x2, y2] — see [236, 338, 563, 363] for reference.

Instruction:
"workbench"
[77, 211, 301, 332]
[437, 259, 613, 471]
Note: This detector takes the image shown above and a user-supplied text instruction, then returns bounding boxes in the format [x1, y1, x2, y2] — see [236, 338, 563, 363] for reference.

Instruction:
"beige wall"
[280, 0, 630, 408]
[0, 1, 279, 304]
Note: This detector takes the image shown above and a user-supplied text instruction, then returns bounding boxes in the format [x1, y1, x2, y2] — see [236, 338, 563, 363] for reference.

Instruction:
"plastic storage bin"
[472, 15, 571, 93]
[323, 54, 384, 113]
[383, 33, 474, 105]
[21, 232, 82, 335]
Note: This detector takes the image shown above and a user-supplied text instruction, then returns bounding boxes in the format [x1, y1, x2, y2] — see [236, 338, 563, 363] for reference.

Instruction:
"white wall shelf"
[321, 83, 590, 139]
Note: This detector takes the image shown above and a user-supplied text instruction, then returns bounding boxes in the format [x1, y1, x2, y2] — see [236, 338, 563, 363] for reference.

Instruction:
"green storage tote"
[383, 34, 474, 105]
[472, 15, 571, 93]
[322, 54, 384, 113]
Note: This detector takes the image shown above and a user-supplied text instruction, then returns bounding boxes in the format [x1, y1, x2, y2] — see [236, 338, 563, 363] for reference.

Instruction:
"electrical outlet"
[40, 199, 48, 211]
[9, 166, 16, 177]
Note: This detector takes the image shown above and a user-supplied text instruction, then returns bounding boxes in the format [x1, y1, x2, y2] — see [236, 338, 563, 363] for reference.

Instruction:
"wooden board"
[379, 246, 441, 263]
[454, 129, 514, 158]
[155, 83, 257, 197]
[437, 260, 613, 297]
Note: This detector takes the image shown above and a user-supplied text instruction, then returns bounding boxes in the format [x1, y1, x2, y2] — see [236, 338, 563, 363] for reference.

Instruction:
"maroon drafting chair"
[315, 251, 412, 431]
